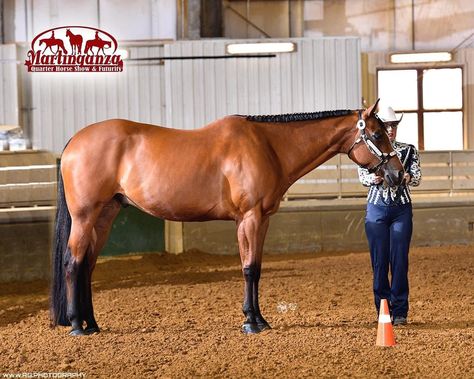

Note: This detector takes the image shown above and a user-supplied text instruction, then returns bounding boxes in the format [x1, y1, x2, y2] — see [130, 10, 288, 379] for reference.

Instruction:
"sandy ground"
[0, 245, 473, 378]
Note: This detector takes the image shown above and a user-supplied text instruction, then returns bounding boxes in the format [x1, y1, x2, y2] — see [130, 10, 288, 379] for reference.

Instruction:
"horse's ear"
[371, 98, 381, 116]
[363, 98, 380, 118]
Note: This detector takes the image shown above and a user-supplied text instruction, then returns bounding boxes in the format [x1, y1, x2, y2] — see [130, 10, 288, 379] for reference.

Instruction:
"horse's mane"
[244, 109, 353, 123]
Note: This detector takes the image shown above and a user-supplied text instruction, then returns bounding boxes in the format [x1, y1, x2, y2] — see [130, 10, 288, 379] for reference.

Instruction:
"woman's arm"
[358, 167, 382, 187]
[407, 147, 422, 186]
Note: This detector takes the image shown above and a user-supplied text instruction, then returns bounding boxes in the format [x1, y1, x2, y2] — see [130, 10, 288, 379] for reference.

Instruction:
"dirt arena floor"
[1, 245, 473, 378]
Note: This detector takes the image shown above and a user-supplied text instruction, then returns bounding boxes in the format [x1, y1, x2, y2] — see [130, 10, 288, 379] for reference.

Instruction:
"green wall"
[102, 206, 165, 256]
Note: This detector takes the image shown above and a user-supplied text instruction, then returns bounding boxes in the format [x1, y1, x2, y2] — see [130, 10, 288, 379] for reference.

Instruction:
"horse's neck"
[264, 116, 356, 185]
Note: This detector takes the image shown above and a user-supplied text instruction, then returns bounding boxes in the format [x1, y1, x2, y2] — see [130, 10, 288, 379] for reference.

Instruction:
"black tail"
[50, 160, 72, 327]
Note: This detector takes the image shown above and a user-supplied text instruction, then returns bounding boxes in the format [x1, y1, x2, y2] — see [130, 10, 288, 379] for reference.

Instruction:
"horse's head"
[347, 99, 404, 187]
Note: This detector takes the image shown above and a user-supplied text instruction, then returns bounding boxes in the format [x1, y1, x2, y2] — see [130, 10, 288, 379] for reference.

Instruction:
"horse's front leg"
[252, 216, 271, 331]
[237, 209, 270, 334]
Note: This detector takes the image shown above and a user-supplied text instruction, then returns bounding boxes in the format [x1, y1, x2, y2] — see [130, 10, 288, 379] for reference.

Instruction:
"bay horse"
[66, 29, 83, 55]
[51, 99, 404, 336]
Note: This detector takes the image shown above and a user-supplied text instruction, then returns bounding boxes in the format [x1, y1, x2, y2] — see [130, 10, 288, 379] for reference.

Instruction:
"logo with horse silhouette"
[25, 26, 123, 73]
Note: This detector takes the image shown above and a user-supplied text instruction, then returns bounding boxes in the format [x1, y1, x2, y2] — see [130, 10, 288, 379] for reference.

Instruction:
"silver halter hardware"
[347, 111, 397, 174]
[357, 119, 366, 130]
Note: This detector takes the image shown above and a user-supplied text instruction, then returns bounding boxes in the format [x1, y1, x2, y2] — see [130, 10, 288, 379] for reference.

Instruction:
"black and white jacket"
[358, 141, 422, 206]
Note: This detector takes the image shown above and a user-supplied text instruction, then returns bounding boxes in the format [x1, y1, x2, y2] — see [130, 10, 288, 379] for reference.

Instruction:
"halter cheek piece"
[347, 111, 398, 174]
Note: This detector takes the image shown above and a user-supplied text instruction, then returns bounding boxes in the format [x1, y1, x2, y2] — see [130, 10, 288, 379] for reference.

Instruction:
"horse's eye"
[372, 132, 382, 140]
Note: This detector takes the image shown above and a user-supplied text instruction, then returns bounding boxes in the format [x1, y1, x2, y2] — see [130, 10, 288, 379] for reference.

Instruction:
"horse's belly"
[123, 181, 234, 222]
[138, 199, 232, 222]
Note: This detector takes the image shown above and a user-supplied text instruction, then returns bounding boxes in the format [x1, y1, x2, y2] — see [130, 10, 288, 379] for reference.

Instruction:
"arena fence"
[0, 151, 55, 282]
[0, 151, 56, 208]
[3, 150, 472, 210]
[286, 150, 474, 199]
[1, 149, 473, 281]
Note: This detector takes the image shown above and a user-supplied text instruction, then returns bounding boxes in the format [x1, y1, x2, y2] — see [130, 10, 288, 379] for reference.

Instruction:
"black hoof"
[242, 322, 261, 334]
[69, 328, 86, 336]
[84, 326, 100, 335]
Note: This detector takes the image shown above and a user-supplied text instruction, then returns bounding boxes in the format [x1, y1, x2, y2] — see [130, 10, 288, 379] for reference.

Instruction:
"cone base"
[376, 324, 396, 346]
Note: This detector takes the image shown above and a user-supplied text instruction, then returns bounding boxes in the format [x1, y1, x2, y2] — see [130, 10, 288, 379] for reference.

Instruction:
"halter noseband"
[347, 111, 397, 174]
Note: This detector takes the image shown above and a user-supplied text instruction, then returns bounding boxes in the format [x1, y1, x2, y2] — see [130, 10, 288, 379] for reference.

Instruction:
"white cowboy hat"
[377, 106, 403, 124]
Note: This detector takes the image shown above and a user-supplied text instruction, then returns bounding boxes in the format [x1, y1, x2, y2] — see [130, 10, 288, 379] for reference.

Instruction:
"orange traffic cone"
[376, 299, 396, 347]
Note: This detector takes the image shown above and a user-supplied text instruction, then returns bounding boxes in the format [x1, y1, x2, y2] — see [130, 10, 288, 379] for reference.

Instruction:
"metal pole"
[24, 0, 28, 41]
[225, 5, 271, 38]
[97, 0, 101, 28]
[411, 0, 415, 50]
[288, 0, 291, 37]
[1, 1, 4, 44]
[246, 0, 250, 38]
[392, 0, 396, 50]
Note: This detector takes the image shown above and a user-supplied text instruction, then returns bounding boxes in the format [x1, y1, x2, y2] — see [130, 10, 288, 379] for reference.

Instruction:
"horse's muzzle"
[383, 168, 404, 187]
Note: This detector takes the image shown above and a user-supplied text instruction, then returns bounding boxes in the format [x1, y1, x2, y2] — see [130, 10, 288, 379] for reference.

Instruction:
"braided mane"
[244, 109, 353, 123]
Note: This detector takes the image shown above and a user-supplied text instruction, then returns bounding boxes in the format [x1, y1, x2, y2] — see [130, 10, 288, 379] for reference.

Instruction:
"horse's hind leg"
[66, 211, 98, 336]
[83, 199, 122, 334]
[237, 208, 270, 334]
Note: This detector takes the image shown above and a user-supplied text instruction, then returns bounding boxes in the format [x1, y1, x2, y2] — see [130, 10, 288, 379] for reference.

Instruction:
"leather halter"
[347, 111, 398, 174]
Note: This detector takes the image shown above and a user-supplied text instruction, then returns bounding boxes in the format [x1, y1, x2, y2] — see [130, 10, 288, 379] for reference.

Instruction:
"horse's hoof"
[84, 326, 100, 335]
[69, 328, 86, 336]
[257, 322, 272, 331]
[241, 322, 261, 334]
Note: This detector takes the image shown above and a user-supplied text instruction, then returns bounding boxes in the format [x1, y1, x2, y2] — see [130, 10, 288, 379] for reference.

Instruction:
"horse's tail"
[50, 158, 72, 327]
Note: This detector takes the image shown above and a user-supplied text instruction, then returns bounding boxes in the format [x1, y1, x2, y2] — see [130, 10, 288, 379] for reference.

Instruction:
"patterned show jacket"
[358, 141, 422, 206]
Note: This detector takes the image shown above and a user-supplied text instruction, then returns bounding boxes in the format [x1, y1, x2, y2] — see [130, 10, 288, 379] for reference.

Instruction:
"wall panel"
[165, 37, 361, 130]
[12, 37, 361, 153]
[30, 45, 166, 153]
[0, 45, 19, 126]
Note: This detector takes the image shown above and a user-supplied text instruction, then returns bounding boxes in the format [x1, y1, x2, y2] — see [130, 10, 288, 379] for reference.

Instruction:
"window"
[377, 67, 463, 150]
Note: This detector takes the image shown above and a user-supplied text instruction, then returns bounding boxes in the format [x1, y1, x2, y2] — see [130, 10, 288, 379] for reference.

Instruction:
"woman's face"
[385, 122, 398, 142]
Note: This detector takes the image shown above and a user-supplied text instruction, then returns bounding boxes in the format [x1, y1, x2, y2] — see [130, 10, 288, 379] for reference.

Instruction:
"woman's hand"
[403, 173, 411, 184]
[373, 175, 384, 185]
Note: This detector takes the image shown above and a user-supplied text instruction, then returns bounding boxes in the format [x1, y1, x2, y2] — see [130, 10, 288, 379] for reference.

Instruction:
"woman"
[358, 106, 422, 325]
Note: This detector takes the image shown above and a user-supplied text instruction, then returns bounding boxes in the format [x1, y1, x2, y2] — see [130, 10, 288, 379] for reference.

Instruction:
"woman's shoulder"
[394, 141, 417, 151]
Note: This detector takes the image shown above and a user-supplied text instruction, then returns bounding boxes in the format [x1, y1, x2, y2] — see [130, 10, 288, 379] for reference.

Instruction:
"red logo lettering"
[24, 26, 124, 73]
